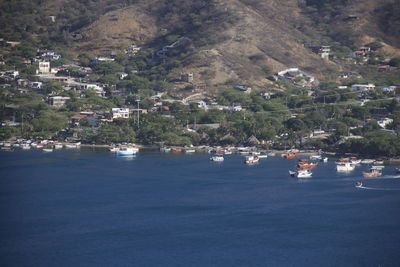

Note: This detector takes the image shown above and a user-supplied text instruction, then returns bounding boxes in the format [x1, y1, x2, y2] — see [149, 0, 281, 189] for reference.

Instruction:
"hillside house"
[275, 68, 316, 87]
[377, 118, 393, 128]
[49, 96, 71, 107]
[112, 108, 130, 119]
[307, 45, 331, 60]
[181, 73, 194, 83]
[37, 61, 51, 74]
[17, 79, 30, 87]
[351, 83, 375, 92]
[31, 82, 43, 89]
[116, 72, 128, 80]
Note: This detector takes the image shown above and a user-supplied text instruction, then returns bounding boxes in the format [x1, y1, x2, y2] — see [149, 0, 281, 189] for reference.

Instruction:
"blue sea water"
[1, 148, 400, 267]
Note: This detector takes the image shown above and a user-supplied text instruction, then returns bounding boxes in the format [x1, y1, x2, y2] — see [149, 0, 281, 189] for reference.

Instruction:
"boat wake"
[356, 186, 400, 191]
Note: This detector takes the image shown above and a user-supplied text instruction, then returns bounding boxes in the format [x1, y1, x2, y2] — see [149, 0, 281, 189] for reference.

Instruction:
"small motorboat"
[184, 149, 196, 153]
[210, 156, 224, 162]
[396, 168, 400, 174]
[355, 181, 363, 188]
[289, 169, 312, 178]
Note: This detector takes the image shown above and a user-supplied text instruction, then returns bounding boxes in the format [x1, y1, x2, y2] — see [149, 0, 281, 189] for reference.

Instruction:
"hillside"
[1, 0, 399, 89]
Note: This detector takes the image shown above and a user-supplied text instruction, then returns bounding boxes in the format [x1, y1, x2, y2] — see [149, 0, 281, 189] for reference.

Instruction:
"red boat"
[283, 152, 297, 159]
[171, 147, 182, 153]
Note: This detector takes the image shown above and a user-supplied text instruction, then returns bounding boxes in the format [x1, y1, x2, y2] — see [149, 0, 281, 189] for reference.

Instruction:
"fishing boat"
[210, 155, 224, 162]
[244, 155, 259, 164]
[289, 169, 312, 178]
[336, 161, 355, 172]
[116, 146, 138, 156]
[297, 159, 318, 170]
[362, 166, 383, 178]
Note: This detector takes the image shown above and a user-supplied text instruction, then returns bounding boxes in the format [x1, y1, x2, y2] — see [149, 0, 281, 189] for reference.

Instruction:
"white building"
[377, 118, 393, 128]
[38, 61, 51, 74]
[351, 83, 375, 92]
[49, 96, 71, 107]
[112, 108, 130, 119]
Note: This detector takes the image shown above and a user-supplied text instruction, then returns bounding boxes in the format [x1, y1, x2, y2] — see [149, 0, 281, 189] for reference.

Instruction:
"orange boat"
[362, 166, 383, 178]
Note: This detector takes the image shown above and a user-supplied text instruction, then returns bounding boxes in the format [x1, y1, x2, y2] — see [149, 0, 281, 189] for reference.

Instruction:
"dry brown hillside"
[46, 0, 400, 87]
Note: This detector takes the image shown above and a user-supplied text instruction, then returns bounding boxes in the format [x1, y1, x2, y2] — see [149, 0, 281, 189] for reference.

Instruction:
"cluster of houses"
[272, 68, 318, 88]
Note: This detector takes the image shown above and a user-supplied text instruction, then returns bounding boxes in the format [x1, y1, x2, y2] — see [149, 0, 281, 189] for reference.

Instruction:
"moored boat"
[289, 169, 312, 178]
[171, 147, 182, 153]
[336, 161, 355, 172]
[362, 166, 383, 178]
[244, 155, 259, 164]
[282, 151, 297, 159]
[210, 155, 224, 162]
[185, 149, 196, 153]
[54, 143, 63, 149]
[361, 159, 375, 164]
[21, 143, 31, 150]
[116, 146, 138, 156]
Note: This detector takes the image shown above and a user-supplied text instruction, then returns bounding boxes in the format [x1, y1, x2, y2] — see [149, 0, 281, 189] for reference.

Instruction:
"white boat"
[42, 148, 53, 152]
[336, 162, 355, 172]
[210, 156, 224, 162]
[310, 155, 322, 160]
[244, 155, 259, 164]
[65, 142, 81, 148]
[321, 157, 328, 163]
[54, 143, 63, 149]
[289, 169, 312, 178]
[223, 150, 233, 155]
[258, 152, 268, 159]
[116, 146, 139, 156]
[361, 159, 375, 164]
[21, 143, 31, 149]
[350, 158, 362, 165]
[185, 149, 196, 153]
[267, 152, 276, 157]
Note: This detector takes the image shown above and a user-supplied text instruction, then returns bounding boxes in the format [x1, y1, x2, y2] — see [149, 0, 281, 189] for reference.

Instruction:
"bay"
[1, 149, 400, 267]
